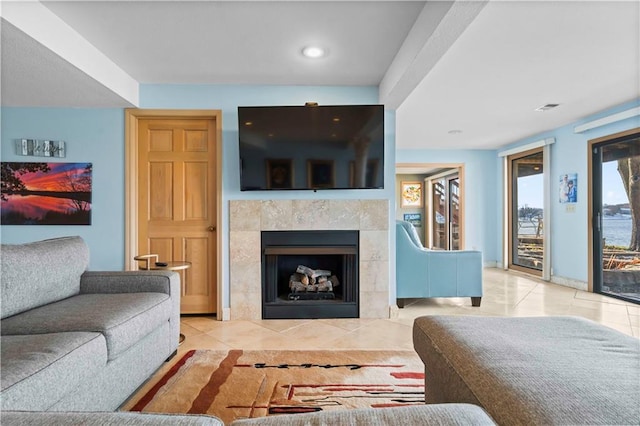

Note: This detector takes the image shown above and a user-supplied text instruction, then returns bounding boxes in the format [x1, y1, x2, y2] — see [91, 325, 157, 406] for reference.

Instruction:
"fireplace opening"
[262, 230, 359, 319]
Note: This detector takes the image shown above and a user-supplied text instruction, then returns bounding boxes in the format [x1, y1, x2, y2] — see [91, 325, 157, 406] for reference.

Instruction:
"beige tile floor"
[122, 267, 639, 409]
[178, 268, 639, 355]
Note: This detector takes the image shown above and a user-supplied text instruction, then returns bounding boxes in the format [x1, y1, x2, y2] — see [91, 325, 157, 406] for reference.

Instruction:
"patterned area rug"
[128, 349, 425, 424]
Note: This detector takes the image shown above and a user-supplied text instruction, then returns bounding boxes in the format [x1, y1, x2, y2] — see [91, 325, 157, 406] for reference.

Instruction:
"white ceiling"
[1, 1, 638, 150]
[41, 1, 424, 86]
[398, 0, 640, 149]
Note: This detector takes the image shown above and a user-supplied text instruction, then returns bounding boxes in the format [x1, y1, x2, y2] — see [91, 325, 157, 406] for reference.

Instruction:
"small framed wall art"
[401, 181, 423, 208]
[559, 173, 578, 203]
[403, 212, 422, 227]
[16, 139, 66, 157]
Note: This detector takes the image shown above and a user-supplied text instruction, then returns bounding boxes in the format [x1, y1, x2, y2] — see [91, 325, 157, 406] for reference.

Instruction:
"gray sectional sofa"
[11, 236, 637, 425]
[0, 236, 181, 412]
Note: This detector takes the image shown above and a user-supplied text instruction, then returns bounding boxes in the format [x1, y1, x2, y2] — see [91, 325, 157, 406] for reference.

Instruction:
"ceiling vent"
[535, 103, 560, 112]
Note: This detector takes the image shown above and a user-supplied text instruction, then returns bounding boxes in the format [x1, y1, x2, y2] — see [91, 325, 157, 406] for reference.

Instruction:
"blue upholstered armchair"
[395, 220, 482, 308]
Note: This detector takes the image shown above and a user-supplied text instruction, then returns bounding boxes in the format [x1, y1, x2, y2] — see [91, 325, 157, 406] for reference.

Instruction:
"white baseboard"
[389, 304, 399, 319]
[550, 275, 588, 291]
[221, 307, 231, 321]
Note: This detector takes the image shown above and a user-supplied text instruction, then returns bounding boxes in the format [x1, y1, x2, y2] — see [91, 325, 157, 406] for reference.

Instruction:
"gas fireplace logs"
[289, 265, 340, 293]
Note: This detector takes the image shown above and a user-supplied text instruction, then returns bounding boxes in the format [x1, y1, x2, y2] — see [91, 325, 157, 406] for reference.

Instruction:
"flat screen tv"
[238, 104, 384, 191]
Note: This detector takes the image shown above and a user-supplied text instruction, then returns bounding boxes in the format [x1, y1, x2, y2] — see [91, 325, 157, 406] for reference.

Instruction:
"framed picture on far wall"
[266, 158, 293, 189]
[401, 181, 423, 208]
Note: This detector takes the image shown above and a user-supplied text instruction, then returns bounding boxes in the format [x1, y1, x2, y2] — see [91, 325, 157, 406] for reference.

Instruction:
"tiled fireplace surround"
[229, 199, 391, 320]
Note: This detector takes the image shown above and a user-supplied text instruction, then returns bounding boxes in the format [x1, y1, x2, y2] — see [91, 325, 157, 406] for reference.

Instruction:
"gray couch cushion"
[1, 236, 88, 319]
[1, 293, 171, 360]
[231, 403, 496, 425]
[413, 315, 640, 425]
[0, 411, 223, 425]
[1, 332, 106, 411]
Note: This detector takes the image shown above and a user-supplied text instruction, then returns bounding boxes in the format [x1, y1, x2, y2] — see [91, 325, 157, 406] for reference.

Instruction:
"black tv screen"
[238, 104, 384, 191]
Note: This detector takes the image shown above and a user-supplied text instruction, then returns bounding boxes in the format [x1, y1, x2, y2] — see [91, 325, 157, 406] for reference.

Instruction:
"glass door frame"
[430, 177, 447, 250]
[501, 139, 552, 280]
[448, 176, 461, 250]
[507, 147, 544, 276]
[588, 127, 640, 297]
[428, 172, 460, 250]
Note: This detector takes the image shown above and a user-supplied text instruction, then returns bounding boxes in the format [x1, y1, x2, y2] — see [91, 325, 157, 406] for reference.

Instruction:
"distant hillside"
[603, 203, 631, 216]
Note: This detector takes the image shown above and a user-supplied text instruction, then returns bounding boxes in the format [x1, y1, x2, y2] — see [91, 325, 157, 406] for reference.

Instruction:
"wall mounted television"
[238, 104, 384, 191]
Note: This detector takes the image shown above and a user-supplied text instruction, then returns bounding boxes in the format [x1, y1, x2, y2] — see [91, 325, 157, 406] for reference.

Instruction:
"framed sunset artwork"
[1, 162, 92, 225]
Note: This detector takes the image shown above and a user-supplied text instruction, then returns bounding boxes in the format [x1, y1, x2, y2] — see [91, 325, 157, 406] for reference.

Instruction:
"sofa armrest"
[80, 270, 178, 296]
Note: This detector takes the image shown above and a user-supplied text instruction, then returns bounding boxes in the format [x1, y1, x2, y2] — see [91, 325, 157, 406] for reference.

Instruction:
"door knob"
[208, 226, 216, 232]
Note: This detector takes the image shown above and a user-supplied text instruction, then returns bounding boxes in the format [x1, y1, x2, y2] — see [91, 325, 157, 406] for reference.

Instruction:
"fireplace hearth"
[262, 230, 359, 319]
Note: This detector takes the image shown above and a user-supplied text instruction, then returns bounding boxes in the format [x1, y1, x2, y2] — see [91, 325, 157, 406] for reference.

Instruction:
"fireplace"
[262, 230, 359, 319]
[229, 199, 389, 321]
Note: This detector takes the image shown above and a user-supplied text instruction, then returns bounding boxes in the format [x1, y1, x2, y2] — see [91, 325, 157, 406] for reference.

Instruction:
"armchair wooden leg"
[397, 299, 405, 309]
[471, 297, 481, 307]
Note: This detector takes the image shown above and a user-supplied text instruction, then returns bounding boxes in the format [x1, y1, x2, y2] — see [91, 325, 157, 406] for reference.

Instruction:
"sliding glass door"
[449, 177, 460, 250]
[432, 178, 446, 249]
[509, 149, 544, 273]
[430, 173, 460, 250]
[592, 131, 640, 304]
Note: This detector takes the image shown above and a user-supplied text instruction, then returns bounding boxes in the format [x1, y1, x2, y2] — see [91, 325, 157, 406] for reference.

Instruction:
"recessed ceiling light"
[332, 117, 340, 122]
[244, 121, 253, 126]
[535, 103, 560, 112]
[301, 46, 326, 59]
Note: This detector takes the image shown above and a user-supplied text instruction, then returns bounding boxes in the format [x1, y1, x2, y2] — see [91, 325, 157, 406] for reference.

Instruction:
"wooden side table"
[134, 254, 191, 344]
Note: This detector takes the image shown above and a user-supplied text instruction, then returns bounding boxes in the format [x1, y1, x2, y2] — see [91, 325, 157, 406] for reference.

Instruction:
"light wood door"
[137, 117, 217, 314]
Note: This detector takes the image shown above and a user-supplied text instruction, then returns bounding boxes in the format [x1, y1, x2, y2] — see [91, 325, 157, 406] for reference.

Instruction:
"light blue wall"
[1, 108, 125, 270]
[395, 149, 499, 264]
[1, 85, 397, 306]
[497, 99, 640, 284]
